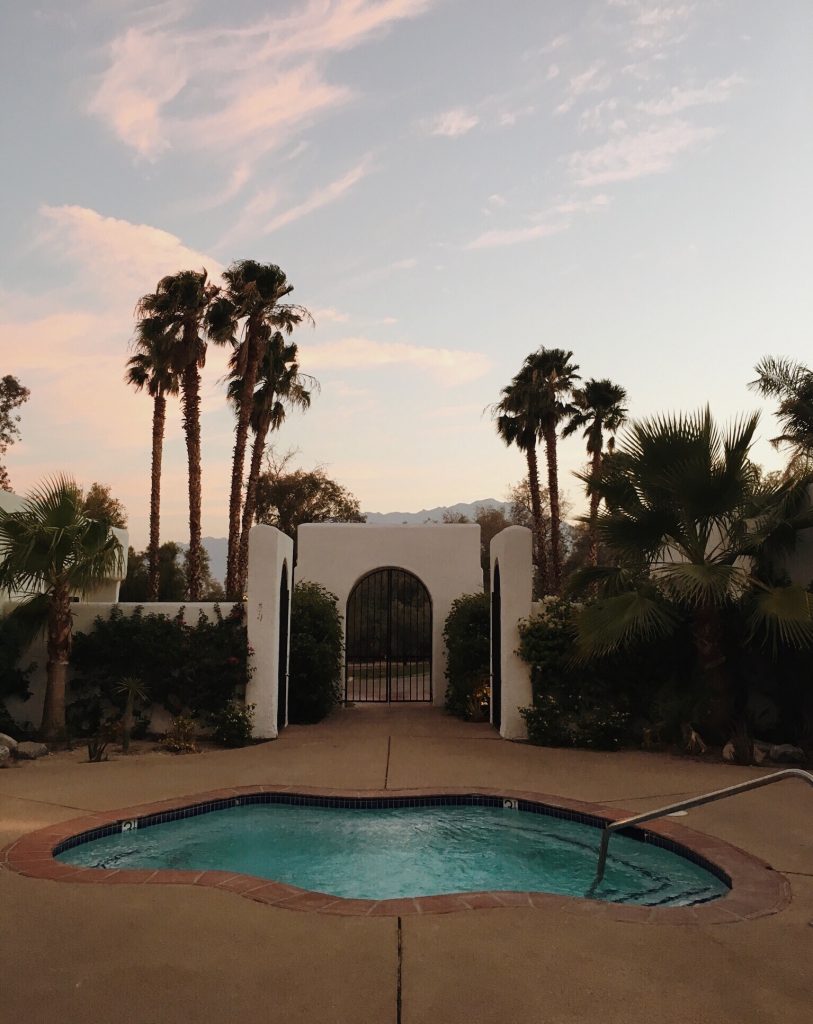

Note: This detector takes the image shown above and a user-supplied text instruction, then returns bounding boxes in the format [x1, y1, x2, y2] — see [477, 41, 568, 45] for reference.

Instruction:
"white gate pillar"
[490, 526, 533, 740]
[245, 524, 294, 739]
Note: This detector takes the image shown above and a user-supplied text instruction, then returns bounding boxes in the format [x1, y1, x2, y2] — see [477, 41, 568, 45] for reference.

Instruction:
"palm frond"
[574, 589, 680, 659]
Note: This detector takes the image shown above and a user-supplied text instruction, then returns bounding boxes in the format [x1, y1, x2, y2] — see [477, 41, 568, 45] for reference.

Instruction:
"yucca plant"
[115, 676, 149, 753]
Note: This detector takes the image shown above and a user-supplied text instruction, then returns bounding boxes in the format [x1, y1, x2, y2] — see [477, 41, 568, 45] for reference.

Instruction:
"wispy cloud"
[428, 108, 479, 137]
[465, 221, 568, 250]
[300, 336, 490, 383]
[608, 0, 696, 52]
[555, 62, 613, 114]
[263, 157, 373, 234]
[88, 0, 436, 161]
[569, 120, 717, 186]
[636, 74, 745, 116]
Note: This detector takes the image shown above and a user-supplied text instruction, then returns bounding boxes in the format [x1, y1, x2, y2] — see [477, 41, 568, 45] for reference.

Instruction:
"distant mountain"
[198, 501, 511, 583]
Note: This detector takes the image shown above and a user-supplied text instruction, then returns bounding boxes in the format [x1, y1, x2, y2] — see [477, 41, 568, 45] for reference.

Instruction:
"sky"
[1, 0, 812, 549]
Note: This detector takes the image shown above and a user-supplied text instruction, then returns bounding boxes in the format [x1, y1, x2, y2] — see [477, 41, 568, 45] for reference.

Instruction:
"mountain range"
[199, 500, 511, 584]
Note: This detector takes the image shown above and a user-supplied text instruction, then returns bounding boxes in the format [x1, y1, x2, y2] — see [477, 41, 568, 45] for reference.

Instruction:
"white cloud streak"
[300, 336, 490, 383]
[428, 108, 480, 137]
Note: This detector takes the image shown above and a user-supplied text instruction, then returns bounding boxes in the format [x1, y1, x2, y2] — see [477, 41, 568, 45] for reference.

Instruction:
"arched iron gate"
[345, 567, 432, 702]
[277, 563, 289, 731]
[491, 561, 501, 730]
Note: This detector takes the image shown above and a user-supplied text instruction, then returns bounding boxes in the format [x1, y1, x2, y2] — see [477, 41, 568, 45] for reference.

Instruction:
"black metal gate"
[345, 567, 432, 702]
[277, 563, 289, 731]
[491, 561, 501, 730]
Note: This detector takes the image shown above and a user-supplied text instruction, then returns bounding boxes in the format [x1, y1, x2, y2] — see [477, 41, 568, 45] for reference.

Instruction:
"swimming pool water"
[57, 803, 727, 906]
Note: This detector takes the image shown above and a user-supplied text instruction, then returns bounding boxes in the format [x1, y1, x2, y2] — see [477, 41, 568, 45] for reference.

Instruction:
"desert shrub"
[0, 612, 35, 729]
[517, 600, 632, 751]
[161, 715, 199, 753]
[443, 593, 490, 719]
[288, 582, 343, 724]
[210, 700, 256, 747]
[69, 603, 249, 734]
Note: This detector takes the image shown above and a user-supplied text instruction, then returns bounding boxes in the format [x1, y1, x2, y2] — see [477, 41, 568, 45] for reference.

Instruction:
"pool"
[56, 795, 728, 907]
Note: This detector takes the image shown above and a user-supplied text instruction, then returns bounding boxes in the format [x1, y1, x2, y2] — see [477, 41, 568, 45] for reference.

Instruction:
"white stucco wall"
[1, 601, 224, 731]
[490, 526, 533, 740]
[0, 488, 129, 603]
[296, 524, 483, 707]
[245, 525, 293, 739]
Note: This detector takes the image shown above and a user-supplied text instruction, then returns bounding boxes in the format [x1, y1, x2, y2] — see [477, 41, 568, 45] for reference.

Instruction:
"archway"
[276, 562, 289, 731]
[345, 567, 432, 702]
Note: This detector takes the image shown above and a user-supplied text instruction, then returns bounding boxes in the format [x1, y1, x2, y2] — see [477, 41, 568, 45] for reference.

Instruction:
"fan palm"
[125, 320, 179, 600]
[0, 476, 124, 740]
[490, 377, 550, 592]
[227, 333, 317, 595]
[135, 270, 218, 601]
[207, 260, 311, 598]
[563, 378, 628, 566]
[571, 407, 813, 738]
[749, 356, 813, 463]
[520, 348, 580, 592]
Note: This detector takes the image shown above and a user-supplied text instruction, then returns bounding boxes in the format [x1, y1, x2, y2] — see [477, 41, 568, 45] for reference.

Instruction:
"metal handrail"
[592, 767, 813, 886]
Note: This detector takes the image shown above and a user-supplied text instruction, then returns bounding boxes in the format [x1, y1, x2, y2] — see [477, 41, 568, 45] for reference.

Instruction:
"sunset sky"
[2, 0, 812, 548]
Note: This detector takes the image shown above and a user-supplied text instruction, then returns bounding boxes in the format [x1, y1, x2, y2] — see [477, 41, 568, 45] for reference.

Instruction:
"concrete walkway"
[1, 705, 811, 1023]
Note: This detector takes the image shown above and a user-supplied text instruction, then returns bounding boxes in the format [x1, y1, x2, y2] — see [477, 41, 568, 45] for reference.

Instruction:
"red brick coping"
[0, 786, 790, 924]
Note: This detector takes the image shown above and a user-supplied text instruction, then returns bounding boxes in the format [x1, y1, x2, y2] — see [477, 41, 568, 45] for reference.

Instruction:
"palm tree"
[571, 407, 813, 741]
[135, 270, 218, 601]
[491, 376, 550, 592]
[563, 379, 628, 566]
[125, 320, 178, 600]
[228, 333, 317, 595]
[207, 260, 310, 598]
[0, 476, 124, 740]
[521, 348, 580, 592]
[749, 356, 813, 464]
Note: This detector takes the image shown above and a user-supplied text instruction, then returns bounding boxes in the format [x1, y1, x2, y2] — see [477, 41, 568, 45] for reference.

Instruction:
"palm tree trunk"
[692, 606, 737, 743]
[147, 392, 166, 601]
[181, 359, 203, 601]
[236, 407, 274, 598]
[543, 423, 562, 593]
[226, 331, 261, 599]
[588, 447, 602, 567]
[526, 447, 549, 594]
[40, 584, 72, 741]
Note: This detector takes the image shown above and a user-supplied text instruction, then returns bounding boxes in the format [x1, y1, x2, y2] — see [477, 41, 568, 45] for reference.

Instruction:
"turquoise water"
[57, 804, 727, 906]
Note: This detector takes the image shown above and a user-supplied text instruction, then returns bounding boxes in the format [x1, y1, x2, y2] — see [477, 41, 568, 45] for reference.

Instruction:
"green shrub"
[517, 600, 631, 751]
[288, 582, 343, 724]
[69, 603, 249, 734]
[0, 612, 35, 729]
[443, 593, 490, 719]
[160, 715, 199, 753]
[210, 700, 256, 747]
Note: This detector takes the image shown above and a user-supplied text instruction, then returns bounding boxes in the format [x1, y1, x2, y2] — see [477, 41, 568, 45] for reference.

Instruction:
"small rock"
[0, 745, 11, 768]
[15, 741, 49, 760]
[722, 741, 736, 762]
[769, 743, 805, 764]
[0, 732, 17, 752]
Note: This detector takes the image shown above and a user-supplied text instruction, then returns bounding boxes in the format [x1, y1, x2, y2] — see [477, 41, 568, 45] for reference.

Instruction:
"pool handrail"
[592, 767, 813, 887]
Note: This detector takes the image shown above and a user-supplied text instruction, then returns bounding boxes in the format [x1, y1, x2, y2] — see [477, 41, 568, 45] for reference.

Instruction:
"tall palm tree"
[563, 378, 628, 566]
[571, 407, 813, 741]
[749, 356, 813, 464]
[207, 260, 310, 598]
[491, 375, 550, 593]
[125, 319, 178, 600]
[228, 333, 317, 595]
[0, 476, 124, 740]
[521, 348, 580, 593]
[135, 270, 218, 601]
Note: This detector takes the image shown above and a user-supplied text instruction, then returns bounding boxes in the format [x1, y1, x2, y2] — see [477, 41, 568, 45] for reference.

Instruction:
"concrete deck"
[1, 705, 811, 1023]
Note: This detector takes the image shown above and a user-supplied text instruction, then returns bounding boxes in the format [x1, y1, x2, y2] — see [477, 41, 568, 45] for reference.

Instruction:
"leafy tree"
[520, 348, 580, 593]
[228, 332, 317, 597]
[749, 356, 813, 464]
[571, 408, 813, 742]
[563, 378, 628, 566]
[119, 541, 223, 601]
[443, 506, 512, 588]
[207, 261, 310, 598]
[136, 270, 218, 601]
[255, 455, 365, 541]
[0, 476, 124, 739]
[81, 482, 128, 529]
[0, 375, 30, 492]
[126, 316, 179, 599]
[288, 582, 343, 723]
[443, 593, 490, 719]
